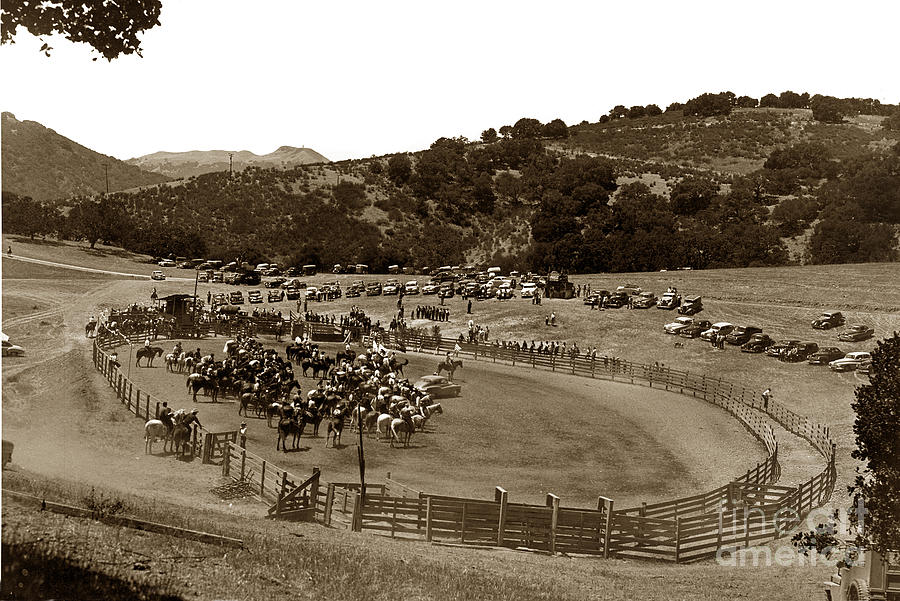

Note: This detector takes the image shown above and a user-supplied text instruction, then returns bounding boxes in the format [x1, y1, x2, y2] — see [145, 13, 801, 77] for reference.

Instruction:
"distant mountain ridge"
[126, 146, 329, 179]
[1, 112, 170, 202]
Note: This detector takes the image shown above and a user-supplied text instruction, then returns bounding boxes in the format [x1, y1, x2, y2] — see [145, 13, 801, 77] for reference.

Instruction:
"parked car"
[616, 283, 642, 295]
[726, 325, 763, 346]
[212, 271, 224, 283]
[422, 282, 440, 295]
[305, 287, 319, 300]
[741, 334, 777, 353]
[521, 282, 538, 298]
[664, 316, 694, 335]
[366, 282, 382, 296]
[657, 292, 681, 310]
[228, 291, 244, 305]
[857, 360, 872, 376]
[701, 322, 734, 342]
[285, 287, 302, 300]
[404, 280, 420, 295]
[248, 290, 263, 304]
[829, 351, 872, 372]
[197, 271, 209, 283]
[632, 292, 657, 309]
[678, 319, 712, 338]
[383, 280, 400, 295]
[265, 277, 287, 288]
[239, 272, 261, 286]
[157, 259, 176, 267]
[812, 311, 845, 330]
[268, 290, 283, 303]
[838, 325, 874, 342]
[2, 339, 25, 357]
[808, 347, 845, 365]
[780, 342, 819, 363]
[414, 375, 461, 398]
[678, 296, 703, 316]
[763, 339, 801, 357]
[225, 272, 241, 284]
[345, 286, 361, 298]
[439, 283, 455, 298]
[212, 292, 227, 305]
[605, 292, 629, 308]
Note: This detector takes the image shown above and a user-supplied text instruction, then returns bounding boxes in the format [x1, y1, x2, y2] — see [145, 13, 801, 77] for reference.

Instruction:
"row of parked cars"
[663, 311, 875, 373]
[585, 284, 705, 315]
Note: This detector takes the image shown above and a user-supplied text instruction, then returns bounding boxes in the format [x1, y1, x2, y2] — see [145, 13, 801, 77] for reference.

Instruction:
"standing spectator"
[467, 299, 472, 314]
[762, 388, 772, 411]
[239, 422, 248, 448]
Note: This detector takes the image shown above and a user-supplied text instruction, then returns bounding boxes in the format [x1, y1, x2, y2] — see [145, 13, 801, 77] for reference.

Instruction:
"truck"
[544, 271, 575, 299]
[824, 549, 900, 601]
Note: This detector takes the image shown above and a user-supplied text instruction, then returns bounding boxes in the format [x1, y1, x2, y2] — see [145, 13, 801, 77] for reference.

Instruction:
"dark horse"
[277, 413, 302, 452]
[85, 319, 97, 338]
[136, 346, 164, 367]
[325, 406, 347, 448]
[436, 358, 463, 381]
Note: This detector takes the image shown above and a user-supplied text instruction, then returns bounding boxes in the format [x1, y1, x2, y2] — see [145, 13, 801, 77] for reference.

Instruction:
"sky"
[1, 0, 898, 162]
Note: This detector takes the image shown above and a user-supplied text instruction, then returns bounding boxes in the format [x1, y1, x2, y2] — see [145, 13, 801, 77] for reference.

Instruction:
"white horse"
[376, 413, 394, 440]
[412, 403, 443, 431]
[165, 353, 178, 372]
[349, 406, 368, 432]
[144, 419, 169, 454]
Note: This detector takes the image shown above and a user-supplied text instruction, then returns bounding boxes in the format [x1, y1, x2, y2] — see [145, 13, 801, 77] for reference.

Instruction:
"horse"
[376, 413, 394, 440]
[413, 403, 443, 431]
[390, 357, 409, 376]
[171, 424, 192, 458]
[136, 346, 164, 367]
[187, 373, 218, 403]
[84, 320, 97, 338]
[325, 407, 347, 448]
[266, 402, 285, 428]
[436, 359, 463, 381]
[277, 416, 301, 452]
[144, 419, 169, 454]
[239, 392, 261, 417]
[165, 353, 179, 372]
[390, 418, 414, 448]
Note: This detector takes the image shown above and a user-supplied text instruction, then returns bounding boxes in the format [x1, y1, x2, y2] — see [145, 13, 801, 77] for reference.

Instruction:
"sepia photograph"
[2, 1, 899, 599]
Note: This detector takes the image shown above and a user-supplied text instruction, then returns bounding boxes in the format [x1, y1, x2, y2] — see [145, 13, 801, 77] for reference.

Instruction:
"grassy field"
[3, 234, 899, 599]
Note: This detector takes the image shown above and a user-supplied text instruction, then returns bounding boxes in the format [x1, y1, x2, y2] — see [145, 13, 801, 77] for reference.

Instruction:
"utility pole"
[229, 153, 233, 175]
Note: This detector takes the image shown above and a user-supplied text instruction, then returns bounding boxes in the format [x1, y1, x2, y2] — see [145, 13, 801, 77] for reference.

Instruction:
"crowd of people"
[414, 305, 450, 322]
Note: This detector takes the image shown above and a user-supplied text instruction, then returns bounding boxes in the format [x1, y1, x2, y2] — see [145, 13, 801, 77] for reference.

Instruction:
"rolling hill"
[126, 146, 330, 179]
[0, 112, 170, 202]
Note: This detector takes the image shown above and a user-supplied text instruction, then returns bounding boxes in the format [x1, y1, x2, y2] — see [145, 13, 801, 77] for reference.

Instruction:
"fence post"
[145, 397, 150, 420]
[425, 496, 433, 542]
[240, 448, 247, 481]
[598, 497, 614, 559]
[460, 503, 467, 542]
[496, 486, 508, 547]
[324, 483, 335, 526]
[191, 424, 198, 458]
[222, 442, 231, 477]
[547, 493, 560, 555]
[311, 467, 321, 515]
[260, 461, 267, 497]
[350, 491, 361, 532]
[675, 517, 682, 562]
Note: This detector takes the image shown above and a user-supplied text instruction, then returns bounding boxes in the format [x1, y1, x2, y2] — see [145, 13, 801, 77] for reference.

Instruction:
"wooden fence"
[92, 327, 238, 464]
[91, 310, 837, 562]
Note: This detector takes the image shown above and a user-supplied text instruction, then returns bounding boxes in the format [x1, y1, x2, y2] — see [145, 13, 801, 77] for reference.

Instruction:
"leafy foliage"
[0, 0, 162, 60]
[850, 333, 900, 554]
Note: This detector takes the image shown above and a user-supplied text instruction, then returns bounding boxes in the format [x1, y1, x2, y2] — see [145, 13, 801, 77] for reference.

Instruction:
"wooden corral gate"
[202, 431, 238, 464]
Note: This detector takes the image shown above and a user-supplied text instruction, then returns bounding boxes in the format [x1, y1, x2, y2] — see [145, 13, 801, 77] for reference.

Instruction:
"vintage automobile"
[285, 287, 302, 301]
[157, 259, 176, 267]
[521, 282, 539, 298]
[414, 375, 461, 398]
[422, 282, 440, 295]
[657, 292, 681, 310]
[828, 351, 872, 372]
[823, 549, 900, 601]
[383, 279, 401, 295]
[741, 333, 778, 353]
[224, 272, 241, 284]
[725, 325, 763, 346]
[664, 316, 694, 335]
[780, 341, 819, 363]
[404, 280, 420, 295]
[228, 291, 244, 305]
[857, 360, 872, 376]
[345, 286, 362, 298]
[366, 282, 382, 296]
[496, 285, 515, 300]
[764, 339, 802, 358]
[678, 320, 713, 339]
[439, 283, 455, 298]
[2, 338, 25, 357]
[807, 346, 845, 365]
[305, 287, 319, 300]
[616, 283, 642, 295]
[633, 292, 658, 309]
[605, 291, 630, 308]
[678, 295, 703, 316]
[211, 292, 227, 305]
[265, 277, 287, 288]
[197, 271, 209, 283]
[247, 290, 263, 304]
[150, 270, 166, 281]
[838, 324, 875, 342]
[812, 311, 845, 330]
[701, 322, 734, 342]
[267, 290, 283, 303]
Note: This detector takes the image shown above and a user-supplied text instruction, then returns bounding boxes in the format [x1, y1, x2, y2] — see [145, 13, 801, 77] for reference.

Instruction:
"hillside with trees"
[125, 146, 330, 180]
[4, 91, 900, 272]
[1, 112, 169, 202]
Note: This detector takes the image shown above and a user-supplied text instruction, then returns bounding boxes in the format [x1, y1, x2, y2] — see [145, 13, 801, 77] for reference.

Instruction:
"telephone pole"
[229, 153, 233, 175]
